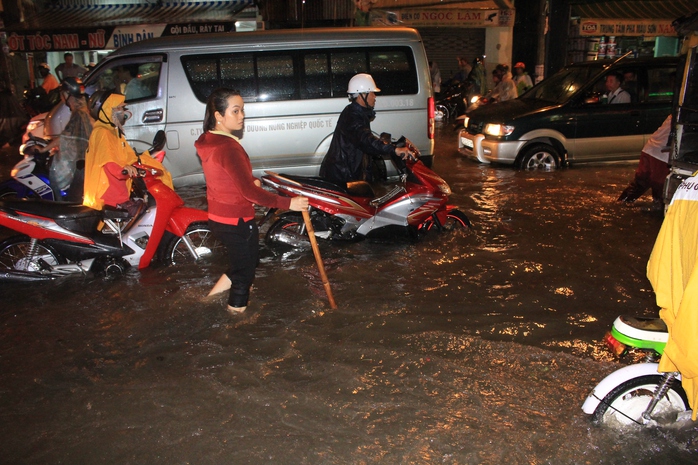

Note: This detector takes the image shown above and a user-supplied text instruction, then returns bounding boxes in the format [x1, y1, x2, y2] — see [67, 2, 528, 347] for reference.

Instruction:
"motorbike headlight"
[462, 116, 470, 128]
[484, 123, 514, 137]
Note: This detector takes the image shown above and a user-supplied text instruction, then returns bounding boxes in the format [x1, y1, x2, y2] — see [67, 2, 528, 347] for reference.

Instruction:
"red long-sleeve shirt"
[195, 131, 291, 223]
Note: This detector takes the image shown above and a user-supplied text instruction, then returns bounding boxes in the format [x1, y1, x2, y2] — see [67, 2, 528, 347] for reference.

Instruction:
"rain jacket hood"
[647, 174, 698, 420]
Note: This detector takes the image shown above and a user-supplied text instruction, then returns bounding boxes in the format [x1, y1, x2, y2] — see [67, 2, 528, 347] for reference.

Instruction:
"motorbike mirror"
[151, 130, 166, 152]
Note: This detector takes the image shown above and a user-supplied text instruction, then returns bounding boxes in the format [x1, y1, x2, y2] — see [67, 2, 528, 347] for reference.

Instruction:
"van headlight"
[462, 116, 469, 128]
[484, 123, 514, 137]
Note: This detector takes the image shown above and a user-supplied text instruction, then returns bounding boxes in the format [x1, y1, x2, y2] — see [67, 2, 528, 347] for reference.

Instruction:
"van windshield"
[520, 65, 602, 104]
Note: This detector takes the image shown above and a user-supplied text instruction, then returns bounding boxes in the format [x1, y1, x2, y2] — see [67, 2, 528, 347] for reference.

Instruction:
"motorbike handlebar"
[121, 167, 148, 177]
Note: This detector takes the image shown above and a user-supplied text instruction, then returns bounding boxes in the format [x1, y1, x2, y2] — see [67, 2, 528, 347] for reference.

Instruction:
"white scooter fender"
[582, 362, 681, 414]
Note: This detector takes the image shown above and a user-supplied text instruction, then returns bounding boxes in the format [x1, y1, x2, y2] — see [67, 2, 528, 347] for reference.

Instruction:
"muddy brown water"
[1, 127, 696, 464]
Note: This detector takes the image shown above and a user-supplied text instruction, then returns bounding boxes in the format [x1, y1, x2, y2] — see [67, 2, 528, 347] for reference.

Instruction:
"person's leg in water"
[618, 152, 652, 202]
[208, 219, 259, 314]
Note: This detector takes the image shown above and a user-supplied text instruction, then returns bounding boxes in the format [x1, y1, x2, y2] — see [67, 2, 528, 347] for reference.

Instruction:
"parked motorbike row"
[0, 131, 225, 282]
[0, 132, 471, 282]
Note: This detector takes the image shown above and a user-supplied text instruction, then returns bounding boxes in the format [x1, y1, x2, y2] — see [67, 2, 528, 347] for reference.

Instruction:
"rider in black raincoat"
[319, 73, 413, 186]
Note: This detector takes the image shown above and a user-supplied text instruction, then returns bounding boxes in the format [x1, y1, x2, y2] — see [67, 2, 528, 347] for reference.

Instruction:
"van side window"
[303, 54, 331, 99]
[369, 50, 418, 94]
[92, 59, 162, 102]
[181, 46, 418, 103]
[220, 55, 255, 98]
[257, 54, 295, 101]
[331, 51, 368, 97]
[646, 67, 676, 102]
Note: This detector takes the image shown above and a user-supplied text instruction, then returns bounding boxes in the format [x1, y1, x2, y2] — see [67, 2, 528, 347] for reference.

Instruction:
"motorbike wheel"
[419, 209, 472, 233]
[158, 222, 224, 265]
[0, 235, 63, 272]
[0, 187, 20, 199]
[518, 143, 560, 171]
[591, 375, 689, 427]
[265, 213, 311, 248]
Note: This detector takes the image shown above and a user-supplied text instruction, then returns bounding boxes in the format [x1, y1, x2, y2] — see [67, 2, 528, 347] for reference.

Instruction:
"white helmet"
[347, 73, 380, 95]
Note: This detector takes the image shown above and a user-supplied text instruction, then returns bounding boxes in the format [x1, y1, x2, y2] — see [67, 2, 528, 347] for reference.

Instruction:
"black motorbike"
[21, 87, 61, 118]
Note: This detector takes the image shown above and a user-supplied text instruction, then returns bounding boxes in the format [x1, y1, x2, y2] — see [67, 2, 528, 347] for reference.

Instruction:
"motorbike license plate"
[461, 136, 474, 150]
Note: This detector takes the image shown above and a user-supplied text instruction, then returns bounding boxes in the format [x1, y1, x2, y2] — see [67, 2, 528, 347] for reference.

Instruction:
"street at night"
[1, 125, 696, 463]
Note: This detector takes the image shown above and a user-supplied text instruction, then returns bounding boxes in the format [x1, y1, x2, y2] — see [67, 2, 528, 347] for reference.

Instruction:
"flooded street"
[1, 126, 697, 464]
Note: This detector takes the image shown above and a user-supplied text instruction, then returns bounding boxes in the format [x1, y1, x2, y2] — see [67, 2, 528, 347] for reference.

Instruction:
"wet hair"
[203, 88, 242, 132]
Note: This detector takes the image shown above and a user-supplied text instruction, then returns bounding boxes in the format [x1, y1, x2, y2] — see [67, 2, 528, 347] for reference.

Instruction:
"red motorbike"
[261, 136, 470, 248]
[0, 131, 222, 282]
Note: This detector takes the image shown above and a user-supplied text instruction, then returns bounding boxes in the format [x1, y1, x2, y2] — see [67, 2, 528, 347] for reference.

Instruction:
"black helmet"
[61, 77, 85, 99]
[88, 89, 112, 121]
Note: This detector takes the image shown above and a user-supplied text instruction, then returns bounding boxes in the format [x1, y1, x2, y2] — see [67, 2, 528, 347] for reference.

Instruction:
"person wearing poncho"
[83, 91, 171, 211]
[647, 174, 698, 420]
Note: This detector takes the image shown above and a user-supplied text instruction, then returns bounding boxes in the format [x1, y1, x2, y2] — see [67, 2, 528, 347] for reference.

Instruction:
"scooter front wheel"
[591, 374, 689, 427]
[419, 209, 472, 233]
[158, 223, 224, 265]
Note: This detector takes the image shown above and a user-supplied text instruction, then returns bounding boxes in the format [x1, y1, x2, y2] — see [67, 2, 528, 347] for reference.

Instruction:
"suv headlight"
[484, 123, 514, 137]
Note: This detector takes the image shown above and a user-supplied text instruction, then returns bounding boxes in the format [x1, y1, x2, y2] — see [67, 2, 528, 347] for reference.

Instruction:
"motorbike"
[435, 81, 469, 122]
[581, 315, 691, 427]
[0, 131, 222, 282]
[260, 136, 471, 249]
[21, 86, 60, 118]
[0, 134, 61, 200]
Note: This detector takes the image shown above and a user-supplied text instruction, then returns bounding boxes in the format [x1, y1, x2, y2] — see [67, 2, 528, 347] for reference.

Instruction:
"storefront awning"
[571, 0, 697, 20]
[8, 0, 253, 31]
[4, 1, 256, 52]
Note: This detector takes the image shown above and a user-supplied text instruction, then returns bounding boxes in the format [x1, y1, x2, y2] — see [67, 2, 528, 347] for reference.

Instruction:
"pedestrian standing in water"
[195, 88, 309, 315]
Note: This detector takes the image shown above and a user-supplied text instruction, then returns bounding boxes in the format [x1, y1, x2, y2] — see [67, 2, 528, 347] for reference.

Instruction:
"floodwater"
[1, 126, 697, 464]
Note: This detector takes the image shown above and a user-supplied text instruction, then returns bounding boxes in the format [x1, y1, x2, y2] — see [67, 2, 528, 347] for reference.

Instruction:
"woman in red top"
[195, 88, 308, 314]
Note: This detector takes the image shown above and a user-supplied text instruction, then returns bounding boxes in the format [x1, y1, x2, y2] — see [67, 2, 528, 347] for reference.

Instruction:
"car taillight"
[428, 96, 434, 139]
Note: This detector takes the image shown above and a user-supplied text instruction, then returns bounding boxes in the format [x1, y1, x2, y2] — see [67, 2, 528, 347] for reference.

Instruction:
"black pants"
[209, 219, 259, 308]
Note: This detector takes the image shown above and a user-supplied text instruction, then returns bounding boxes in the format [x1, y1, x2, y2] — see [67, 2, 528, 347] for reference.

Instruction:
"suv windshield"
[520, 65, 603, 104]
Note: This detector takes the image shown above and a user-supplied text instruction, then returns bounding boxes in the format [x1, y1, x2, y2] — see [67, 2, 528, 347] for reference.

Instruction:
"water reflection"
[1, 128, 696, 462]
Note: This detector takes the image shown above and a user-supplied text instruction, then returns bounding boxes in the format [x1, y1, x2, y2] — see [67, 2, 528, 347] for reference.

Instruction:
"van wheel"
[518, 144, 560, 171]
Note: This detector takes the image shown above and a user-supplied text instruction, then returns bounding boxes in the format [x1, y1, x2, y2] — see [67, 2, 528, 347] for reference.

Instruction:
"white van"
[60, 27, 435, 187]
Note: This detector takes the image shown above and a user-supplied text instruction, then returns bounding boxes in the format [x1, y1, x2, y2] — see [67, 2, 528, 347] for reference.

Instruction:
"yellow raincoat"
[647, 174, 698, 420]
[83, 92, 172, 210]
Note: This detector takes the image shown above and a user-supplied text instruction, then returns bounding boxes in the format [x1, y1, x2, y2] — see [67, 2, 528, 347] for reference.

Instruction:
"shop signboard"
[6, 21, 234, 52]
[372, 8, 515, 28]
[579, 18, 676, 37]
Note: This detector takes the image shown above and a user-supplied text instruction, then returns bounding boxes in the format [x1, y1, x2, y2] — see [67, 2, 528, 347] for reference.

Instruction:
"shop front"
[565, 0, 695, 64]
[2, 0, 257, 95]
[362, 1, 515, 87]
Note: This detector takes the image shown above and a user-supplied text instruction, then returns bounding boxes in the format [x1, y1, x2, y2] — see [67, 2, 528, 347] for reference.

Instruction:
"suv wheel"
[518, 143, 560, 171]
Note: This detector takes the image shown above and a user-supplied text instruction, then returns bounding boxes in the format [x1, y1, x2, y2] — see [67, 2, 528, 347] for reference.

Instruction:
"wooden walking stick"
[302, 209, 337, 309]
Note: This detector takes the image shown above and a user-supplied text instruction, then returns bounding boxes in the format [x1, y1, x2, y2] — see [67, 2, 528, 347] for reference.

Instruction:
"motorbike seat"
[0, 198, 95, 219]
[614, 315, 669, 343]
[346, 181, 375, 197]
[276, 174, 352, 194]
[0, 198, 106, 234]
